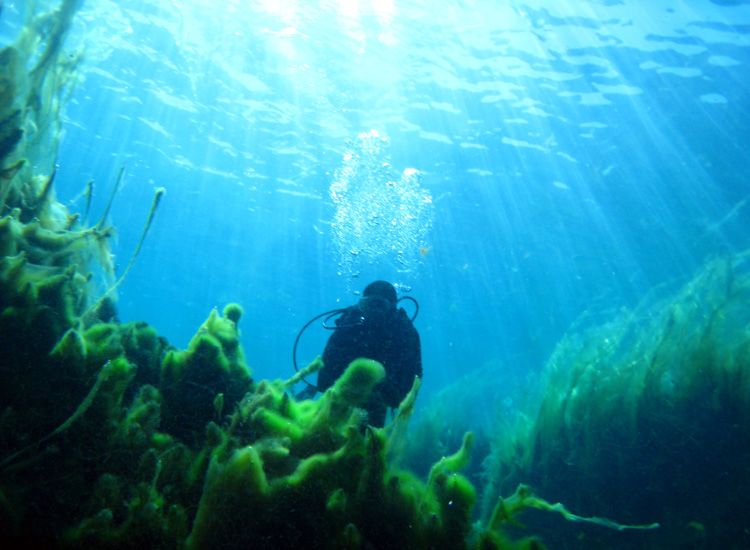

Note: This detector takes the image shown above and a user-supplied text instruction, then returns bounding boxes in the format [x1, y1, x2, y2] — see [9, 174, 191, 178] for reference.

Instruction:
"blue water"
[4, 0, 748, 402]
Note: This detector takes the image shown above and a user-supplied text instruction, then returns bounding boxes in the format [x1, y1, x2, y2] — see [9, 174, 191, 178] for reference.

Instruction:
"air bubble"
[330, 131, 434, 279]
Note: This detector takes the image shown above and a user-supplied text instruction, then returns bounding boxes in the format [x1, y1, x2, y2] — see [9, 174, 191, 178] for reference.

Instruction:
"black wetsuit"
[318, 304, 422, 427]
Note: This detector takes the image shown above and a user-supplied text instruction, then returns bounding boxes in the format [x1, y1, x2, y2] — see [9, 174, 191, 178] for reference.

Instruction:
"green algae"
[0, 2, 675, 549]
[160, 306, 253, 444]
[0, 4, 555, 542]
[2, 291, 550, 550]
[481, 255, 750, 548]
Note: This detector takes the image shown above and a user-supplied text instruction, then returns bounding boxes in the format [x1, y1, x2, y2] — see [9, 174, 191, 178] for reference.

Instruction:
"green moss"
[63, 479, 190, 549]
[193, 306, 249, 374]
[0, 5, 642, 544]
[251, 408, 305, 442]
[331, 357, 386, 407]
[158, 307, 254, 445]
[326, 487, 348, 515]
[0, 252, 31, 294]
[481, 257, 750, 547]
[49, 328, 87, 369]
[185, 446, 270, 550]
[435, 473, 477, 547]
[5, 276, 564, 550]
[222, 302, 242, 324]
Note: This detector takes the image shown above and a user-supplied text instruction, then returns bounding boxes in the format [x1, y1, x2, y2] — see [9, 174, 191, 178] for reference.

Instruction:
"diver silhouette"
[310, 281, 422, 427]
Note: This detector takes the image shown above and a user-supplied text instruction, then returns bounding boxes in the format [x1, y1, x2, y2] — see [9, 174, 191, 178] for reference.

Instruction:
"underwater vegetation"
[0, 3, 603, 549]
[398, 358, 535, 494]
[481, 254, 750, 549]
[3, 2, 743, 549]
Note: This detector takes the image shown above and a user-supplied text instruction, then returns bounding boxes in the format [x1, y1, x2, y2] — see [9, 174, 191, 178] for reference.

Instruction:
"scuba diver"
[294, 281, 422, 427]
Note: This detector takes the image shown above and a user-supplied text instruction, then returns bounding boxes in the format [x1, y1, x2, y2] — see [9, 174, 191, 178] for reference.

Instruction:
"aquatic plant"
[0, 301, 556, 550]
[482, 254, 750, 548]
[0, 3, 512, 549]
[0, 3, 662, 549]
[0, 0, 114, 457]
[397, 360, 515, 491]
